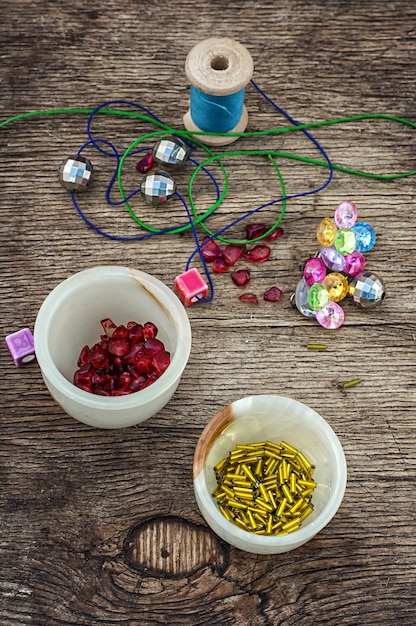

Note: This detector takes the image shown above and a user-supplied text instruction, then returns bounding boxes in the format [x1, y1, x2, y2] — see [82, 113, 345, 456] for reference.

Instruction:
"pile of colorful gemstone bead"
[293, 200, 386, 329]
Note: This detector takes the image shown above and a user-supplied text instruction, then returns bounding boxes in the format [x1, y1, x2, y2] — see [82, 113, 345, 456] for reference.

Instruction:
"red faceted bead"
[115, 372, 134, 391]
[140, 372, 158, 389]
[77, 345, 89, 367]
[264, 286, 283, 302]
[136, 152, 154, 173]
[129, 374, 148, 392]
[243, 244, 271, 263]
[88, 344, 110, 369]
[201, 236, 223, 262]
[231, 269, 251, 287]
[74, 362, 95, 389]
[153, 350, 171, 376]
[124, 343, 145, 364]
[265, 227, 283, 242]
[112, 325, 129, 340]
[127, 322, 144, 344]
[108, 339, 130, 356]
[111, 356, 124, 376]
[144, 321, 158, 339]
[100, 318, 118, 338]
[245, 223, 268, 240]
[239, 293, 259, 304]
[212, 257, 228, 273]
[223, 244, 246, 266]
[144, 338, 165, 357]
[135, 356, 154, 374]
[99, 336, 110, 351]
[91, 369, 108, 388]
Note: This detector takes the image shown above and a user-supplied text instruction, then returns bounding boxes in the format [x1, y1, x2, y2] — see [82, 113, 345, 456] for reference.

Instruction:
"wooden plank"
[0, 1, 415, 624]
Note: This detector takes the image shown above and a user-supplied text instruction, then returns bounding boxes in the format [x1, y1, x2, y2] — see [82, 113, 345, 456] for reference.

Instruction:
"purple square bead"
[5, 328, 36, 366]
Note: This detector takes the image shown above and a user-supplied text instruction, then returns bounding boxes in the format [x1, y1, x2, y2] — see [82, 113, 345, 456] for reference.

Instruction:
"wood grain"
[1, 1, 416, 624]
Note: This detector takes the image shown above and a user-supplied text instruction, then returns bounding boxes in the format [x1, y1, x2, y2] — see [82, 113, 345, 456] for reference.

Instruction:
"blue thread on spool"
[184, 37, 254, 146]
[190, 86, 246, 133]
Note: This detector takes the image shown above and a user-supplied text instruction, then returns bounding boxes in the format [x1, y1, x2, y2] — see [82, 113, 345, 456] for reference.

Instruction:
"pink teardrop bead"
[136, 152, 154, 173]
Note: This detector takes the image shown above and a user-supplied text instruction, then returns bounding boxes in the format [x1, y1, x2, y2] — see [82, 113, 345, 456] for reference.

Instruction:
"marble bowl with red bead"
[193, 395, 347, 554]
[34, 266, 192, 428]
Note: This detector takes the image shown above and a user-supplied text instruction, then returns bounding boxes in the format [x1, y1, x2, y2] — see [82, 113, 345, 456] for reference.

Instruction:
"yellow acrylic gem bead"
[323, 272, 349, 302]
[317, 217, 337, 247]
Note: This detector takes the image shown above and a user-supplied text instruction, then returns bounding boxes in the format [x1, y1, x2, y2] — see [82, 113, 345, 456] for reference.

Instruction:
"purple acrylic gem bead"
[5, 328, 36, 366]
[320, 246, 346, 272]
[303, 257, 327, 286]
[334, 200, 358, 229]
[344, 250, 366, 277]
[316, 301, 345, 329]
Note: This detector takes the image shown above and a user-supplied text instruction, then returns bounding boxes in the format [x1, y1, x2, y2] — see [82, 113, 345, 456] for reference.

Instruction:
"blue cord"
[70, 86, 334, 303]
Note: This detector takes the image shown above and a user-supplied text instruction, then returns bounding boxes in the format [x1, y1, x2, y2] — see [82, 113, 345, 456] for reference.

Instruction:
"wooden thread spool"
[183, 37, 254, 146]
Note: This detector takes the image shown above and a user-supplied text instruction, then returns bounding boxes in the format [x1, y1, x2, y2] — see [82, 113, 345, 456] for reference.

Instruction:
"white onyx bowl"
[34, 266, 192, 428]
[193, 395, 347, 554]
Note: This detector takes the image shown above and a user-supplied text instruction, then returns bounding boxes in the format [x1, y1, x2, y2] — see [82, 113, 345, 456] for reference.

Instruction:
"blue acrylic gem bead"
[351, 222, 376, 252]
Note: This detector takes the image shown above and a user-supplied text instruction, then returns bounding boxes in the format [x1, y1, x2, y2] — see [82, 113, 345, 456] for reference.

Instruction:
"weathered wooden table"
[1, 1, 415, 624]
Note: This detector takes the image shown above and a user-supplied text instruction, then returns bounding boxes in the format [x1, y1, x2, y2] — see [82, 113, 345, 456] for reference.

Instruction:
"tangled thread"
[1, 78, 416, 302]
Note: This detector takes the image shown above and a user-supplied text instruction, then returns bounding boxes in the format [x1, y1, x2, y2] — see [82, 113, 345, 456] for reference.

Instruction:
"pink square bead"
[174, 268, 208, 306]
[5, 328, 36, 366]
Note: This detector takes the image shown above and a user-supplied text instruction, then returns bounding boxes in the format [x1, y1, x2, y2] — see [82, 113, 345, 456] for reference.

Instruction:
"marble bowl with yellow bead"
[193, 395, 347, 554]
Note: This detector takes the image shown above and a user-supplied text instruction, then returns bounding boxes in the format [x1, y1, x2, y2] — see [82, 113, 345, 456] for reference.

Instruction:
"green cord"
[116, 128, 229, 234]
[1, 107, 415, 245]
[187, 153, 287, 246]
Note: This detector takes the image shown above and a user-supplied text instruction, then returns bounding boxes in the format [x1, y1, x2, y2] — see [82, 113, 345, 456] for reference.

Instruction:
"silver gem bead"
[59, 156, 94, 191]
[152, 135, 190, 168]
[140, 171, 176, 205]
[349, 271, 386, 307]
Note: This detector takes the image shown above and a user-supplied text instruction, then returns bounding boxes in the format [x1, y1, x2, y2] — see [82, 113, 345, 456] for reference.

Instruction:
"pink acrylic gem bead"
[344, 250, 366, 277]
[334, 200, 358, 229]
[316, 301, 345, 329]
[5, 328, 36, 366]
[174, 268, 208, 306]
[303, 257, 327, 286]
